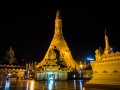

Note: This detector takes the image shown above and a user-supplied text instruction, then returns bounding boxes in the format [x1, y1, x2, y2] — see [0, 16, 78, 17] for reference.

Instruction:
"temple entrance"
[47, 74, 55, 80]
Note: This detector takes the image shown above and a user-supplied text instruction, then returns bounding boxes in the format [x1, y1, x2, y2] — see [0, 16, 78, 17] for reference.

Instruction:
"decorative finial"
[105, 29, 108, 39]
[56, 10, 61, 19]
[104, 28, 111, 54]
[57, 10, 60, 14]
[105, 29, 106, 36]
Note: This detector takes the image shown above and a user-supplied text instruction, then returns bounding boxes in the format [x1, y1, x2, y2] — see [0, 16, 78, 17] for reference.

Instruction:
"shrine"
[86, 29, 120, 85]
[35, 10, 80, 80]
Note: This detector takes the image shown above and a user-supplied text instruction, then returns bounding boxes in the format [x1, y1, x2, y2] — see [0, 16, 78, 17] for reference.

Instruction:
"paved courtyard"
[0, 80, 116, 90]
[0, 80, 84, 90]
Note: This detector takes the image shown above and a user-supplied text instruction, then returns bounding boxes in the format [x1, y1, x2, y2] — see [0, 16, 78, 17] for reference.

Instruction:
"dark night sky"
[0, 4, 120, 63]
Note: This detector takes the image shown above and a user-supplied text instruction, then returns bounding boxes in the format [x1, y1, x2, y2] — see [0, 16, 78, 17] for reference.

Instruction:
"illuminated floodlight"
[87, 58, 94, 60]
[80, 65, 83, 69]
[73, 75, 75, 78]
[110, 48, 113, 50]
[79, 71, 81, 74]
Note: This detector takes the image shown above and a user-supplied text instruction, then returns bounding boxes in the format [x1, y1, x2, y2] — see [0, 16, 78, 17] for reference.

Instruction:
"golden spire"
[54, 10, 62, 37]
[105, 29, 106, 36]
[104, 29, 110, 50]
[56, 10, 61, 20]
[105, 29, 108, 40]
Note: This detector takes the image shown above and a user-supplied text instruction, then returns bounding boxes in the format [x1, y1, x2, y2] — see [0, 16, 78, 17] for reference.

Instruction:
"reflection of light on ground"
[79, 80, 83, 90]
[5, 81, 10, 90]
[26, 81, 29, 90]
[20, 81, 23, 87]
[48, 80, 54, 90]
[2, 80, 89, 89]
[83, 87, 86, 90]
[74, 80, 76, 89]
[30, 80, 34, 90]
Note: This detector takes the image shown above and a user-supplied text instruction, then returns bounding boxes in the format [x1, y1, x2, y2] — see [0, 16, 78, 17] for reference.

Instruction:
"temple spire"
[54, 10, 62, 37]
[104, 29, 110, 50]
[56, 10, 61, 20]
[104, 29, 111, 54]
[105, 29, 106, 36]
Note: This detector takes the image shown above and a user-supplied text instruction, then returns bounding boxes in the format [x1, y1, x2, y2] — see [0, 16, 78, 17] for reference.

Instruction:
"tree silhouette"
[5, 47, 16, 64]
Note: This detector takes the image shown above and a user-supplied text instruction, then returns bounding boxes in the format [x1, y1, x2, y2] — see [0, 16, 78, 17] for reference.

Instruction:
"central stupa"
[36, 10, 80, 71]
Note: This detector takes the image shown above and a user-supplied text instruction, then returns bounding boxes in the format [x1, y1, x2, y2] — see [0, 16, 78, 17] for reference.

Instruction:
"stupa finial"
[105, 29, 106, 36]
[104, 29, 111, 54]
[56, 10, 61, 19]
[105, 29, 108, 40]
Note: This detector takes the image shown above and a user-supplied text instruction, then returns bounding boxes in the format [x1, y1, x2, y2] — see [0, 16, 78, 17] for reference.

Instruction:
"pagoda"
[85, 29, 120, 86]
[35, 10, 80, 80]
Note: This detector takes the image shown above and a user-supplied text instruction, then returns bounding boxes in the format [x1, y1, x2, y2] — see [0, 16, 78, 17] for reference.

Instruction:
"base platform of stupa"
[86, 59, 120, 85]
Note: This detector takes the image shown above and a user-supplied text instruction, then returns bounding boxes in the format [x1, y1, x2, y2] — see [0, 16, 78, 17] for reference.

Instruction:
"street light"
[80, 65, 83, 69]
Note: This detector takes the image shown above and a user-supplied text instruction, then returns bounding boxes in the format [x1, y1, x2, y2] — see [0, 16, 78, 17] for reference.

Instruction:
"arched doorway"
[47, 74, 55, 80]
